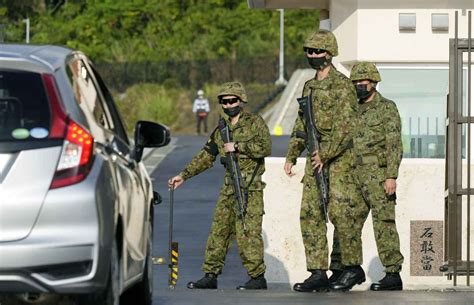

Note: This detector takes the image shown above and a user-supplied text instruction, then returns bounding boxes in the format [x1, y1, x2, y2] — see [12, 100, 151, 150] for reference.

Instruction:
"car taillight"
[57, 122, 93, 170]
[42, 73, 95, 189]
[50, 120, 94, 189]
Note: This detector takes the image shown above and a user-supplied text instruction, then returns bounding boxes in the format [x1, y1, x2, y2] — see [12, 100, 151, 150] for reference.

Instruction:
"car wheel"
[77, 239, 120, 305]
[121, 220, 153, 305]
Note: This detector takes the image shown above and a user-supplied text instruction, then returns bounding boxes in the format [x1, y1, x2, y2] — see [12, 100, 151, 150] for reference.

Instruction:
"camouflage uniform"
[286, 31, 368, 271]
[179, 82, 271, 278]
[351, 62, 404, 273]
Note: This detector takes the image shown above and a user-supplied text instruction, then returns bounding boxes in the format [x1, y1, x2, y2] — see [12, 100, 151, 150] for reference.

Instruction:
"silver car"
[0, 44, 169, 305]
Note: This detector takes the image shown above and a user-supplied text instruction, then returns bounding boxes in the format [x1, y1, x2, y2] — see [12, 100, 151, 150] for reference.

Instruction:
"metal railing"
[95, 57, 308, 92]
[444, 10, 473, 286]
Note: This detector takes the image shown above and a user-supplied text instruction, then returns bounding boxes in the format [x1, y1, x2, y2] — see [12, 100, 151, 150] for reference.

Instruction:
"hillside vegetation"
[1, 0, 318, 133]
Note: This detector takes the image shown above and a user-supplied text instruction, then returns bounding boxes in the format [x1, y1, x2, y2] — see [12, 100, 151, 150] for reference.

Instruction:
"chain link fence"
[95, 56, 307, 92]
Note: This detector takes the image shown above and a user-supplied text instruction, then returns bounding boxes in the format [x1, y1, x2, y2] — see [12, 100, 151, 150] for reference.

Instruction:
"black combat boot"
[370, 272, 403, 291]
[293, 269, 329, 292]
[236, 274, 267, 290]
[329, 269, 343, 284]
[329, 265, 365, 292]
[187, 273, 217, 289]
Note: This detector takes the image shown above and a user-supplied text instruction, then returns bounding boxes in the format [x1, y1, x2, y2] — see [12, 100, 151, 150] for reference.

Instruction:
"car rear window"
[0, 70, 51, 141]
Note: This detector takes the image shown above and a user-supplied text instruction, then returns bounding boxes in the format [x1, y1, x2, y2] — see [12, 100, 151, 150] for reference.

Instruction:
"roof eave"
[247, 0, 328, 9]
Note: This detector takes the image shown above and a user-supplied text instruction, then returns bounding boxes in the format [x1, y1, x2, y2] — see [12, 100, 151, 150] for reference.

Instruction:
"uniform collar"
[359, 91, 382, 113]
[222, 108, 250, 128]
[306, 64, 338, 89]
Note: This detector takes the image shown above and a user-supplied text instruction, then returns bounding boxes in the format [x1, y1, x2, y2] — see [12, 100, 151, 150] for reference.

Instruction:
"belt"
[355, 155, 379, 166]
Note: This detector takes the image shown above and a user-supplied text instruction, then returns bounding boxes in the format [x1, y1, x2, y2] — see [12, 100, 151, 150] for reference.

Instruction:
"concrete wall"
[329, 2, 474, 71]
[262, 157, 474, 290]
[330, 0, 358, 71]
[356, 9, 473, 64]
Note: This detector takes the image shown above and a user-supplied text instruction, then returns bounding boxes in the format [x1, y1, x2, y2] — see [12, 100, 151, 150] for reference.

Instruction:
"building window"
[399, 13, 416, 32]
[432, 13, 449, 32]
[377, 67, 449, 158]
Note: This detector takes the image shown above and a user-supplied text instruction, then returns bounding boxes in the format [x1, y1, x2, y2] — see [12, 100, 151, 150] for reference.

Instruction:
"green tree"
[2, 0, 317, 64]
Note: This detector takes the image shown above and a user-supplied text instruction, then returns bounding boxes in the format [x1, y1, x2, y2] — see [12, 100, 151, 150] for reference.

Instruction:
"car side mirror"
[132, 121, 171, 162]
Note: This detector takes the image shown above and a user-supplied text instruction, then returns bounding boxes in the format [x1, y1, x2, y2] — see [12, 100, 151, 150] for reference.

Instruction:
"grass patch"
[115, 83, 179, 133]
[115, 82, 282, 136]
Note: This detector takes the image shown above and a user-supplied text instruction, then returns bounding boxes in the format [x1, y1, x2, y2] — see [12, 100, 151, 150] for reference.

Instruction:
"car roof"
[0, 44, 75, 72]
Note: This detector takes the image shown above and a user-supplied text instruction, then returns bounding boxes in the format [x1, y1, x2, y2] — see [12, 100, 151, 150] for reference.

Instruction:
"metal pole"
[275, 9, 288, 86]
[467, 10, 472, 286]
[169, 187, 174, 264]
[454, 10, 459, 286]
[168, 186, 179, 288]
[23, 18, 30, 44]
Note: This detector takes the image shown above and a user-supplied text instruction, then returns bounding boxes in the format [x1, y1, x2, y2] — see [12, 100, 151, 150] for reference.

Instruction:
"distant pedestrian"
[193, 89, 210, 134]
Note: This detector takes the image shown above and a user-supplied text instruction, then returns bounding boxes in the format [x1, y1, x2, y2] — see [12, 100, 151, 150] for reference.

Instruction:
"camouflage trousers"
[354, 164, 404, 273]
[300, 151, 369, 270]
[201, 188, 266, 278]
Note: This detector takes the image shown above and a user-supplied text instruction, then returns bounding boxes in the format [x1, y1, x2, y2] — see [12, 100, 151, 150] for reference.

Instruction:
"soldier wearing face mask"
[169, 81, 271, 290]
[285, 30, 369, 292]
[350, 62, 404, 291]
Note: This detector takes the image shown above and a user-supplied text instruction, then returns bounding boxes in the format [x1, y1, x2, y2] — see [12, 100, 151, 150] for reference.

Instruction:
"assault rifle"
[218, 118, 248, 231]
[297, 91, 329, 223]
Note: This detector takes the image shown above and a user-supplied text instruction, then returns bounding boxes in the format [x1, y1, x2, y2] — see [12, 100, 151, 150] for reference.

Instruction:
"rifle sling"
[246, 158, 263, 189]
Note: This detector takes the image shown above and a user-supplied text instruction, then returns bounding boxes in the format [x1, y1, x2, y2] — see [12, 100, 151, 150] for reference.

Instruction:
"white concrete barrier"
[262, 157, 474, 290]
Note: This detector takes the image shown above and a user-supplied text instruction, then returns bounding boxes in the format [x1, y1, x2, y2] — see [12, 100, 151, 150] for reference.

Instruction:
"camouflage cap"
[217, 81, 248, 103]
[303, 30, 338, 57]
[350, 62, 381, 82]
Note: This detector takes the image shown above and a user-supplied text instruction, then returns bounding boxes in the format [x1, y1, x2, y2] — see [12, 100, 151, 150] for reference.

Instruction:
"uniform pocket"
[364, 118, 386, 152]
[315, 108, 333, 132]
[377, 152, 387, 167]
[234, 133, 255, 146]
[247, 190, 265, 216]
[314, 96, 334, 132]
[367, 117, 383, 127]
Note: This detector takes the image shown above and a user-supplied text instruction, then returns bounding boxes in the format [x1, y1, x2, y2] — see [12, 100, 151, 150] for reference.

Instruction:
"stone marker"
[410, 220, 443, 276]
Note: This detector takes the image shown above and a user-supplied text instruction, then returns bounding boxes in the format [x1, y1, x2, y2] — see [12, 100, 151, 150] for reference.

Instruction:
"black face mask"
[355, 84, 375, 103]
[223, 106, 241, 117]
[307, 56, 331, 70]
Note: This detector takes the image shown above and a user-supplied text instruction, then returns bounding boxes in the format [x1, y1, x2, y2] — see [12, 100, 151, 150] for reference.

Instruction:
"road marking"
[144, 137, 177, 175]
[273, 71, 305, 130]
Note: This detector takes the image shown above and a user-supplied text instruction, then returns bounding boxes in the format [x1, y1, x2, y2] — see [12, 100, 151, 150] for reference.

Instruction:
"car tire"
[77, 239, 120, 305]
[121, 219, 153, 305]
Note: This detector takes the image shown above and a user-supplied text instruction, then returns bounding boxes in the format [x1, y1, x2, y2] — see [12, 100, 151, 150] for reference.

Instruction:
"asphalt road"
[149, 135, 474, 305]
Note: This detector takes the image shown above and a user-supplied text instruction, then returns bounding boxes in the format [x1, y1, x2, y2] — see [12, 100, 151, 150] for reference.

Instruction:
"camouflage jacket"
[179, 110, 272, 191]
[286, 66, 358, 167]
[354, 92, 403, 179]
